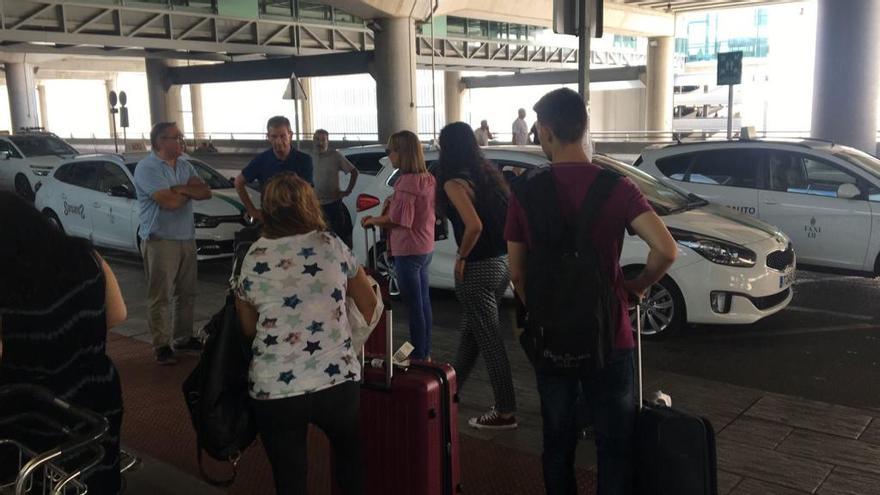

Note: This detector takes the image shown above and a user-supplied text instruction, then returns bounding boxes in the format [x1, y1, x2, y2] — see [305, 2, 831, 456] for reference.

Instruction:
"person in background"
[506, 88, 677, 494]
[134, 122, 212, 365]
[529, 122, 541, 145]
[0, 192, 127, 494]
[512, 108, 529, 145]
[474, 120, 494, 147]
[235, 172, 377, 495]
[235, 116, 314, 222]
[361, 130, 435, 361]
[436, 122, 518, 430]
[313, 129, 359, 248]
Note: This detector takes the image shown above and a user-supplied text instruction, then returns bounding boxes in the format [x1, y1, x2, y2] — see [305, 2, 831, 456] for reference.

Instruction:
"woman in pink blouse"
[361, 130, 436, 360]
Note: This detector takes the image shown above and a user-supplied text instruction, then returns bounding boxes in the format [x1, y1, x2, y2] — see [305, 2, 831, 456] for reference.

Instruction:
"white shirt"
[474, 128, 491, 146]
[236, 231, 361, 400]
[512, 118, 529, 145]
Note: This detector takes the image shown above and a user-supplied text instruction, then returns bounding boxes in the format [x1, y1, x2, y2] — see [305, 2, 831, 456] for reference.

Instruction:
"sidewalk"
[106, 256, 880, 494]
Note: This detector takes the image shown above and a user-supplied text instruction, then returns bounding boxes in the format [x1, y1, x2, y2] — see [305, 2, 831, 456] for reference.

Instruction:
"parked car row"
[351, 146, 796, 337]
[14, 132, 879, 337]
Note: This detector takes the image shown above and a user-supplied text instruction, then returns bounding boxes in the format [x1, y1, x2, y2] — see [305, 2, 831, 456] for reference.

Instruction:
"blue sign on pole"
[717, 51, 743, 86]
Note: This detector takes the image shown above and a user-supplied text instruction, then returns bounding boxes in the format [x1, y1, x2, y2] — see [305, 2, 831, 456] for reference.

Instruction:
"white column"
[145, 58, 183, 127]
[812, 0, 880, 153]
[190, 83, 205, 143]
[37, 83, 49, 131]
[5, 63, 39, 131]
[444, 71, 463, 125]
[374, 17, 418, 143]
[646, 36, 674, 133]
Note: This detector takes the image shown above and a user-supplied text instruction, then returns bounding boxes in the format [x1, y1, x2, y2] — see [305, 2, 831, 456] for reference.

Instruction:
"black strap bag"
[182, 247, 256, 486]
[513, 167, 622, 376]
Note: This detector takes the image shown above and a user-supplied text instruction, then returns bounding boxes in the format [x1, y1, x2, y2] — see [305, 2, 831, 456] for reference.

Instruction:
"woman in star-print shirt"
[234, 172, 378, 495]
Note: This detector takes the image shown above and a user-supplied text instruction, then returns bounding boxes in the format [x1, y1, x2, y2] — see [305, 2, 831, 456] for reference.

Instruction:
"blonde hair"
[261, 172, 326, 239]
[388, 130, 427, 174]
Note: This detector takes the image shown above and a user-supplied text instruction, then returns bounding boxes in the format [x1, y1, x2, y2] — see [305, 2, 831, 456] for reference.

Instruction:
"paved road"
[104, 248, 880, 411]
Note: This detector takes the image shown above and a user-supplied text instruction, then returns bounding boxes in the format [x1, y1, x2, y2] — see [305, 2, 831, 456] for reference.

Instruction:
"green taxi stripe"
[215, 194, 245, 212]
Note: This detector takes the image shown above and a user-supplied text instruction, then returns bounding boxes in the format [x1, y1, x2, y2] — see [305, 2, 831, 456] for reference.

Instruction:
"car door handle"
[763, 200, 779, 205]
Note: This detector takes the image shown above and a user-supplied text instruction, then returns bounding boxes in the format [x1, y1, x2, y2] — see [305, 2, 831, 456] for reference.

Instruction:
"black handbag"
[182, 287, 256, 485]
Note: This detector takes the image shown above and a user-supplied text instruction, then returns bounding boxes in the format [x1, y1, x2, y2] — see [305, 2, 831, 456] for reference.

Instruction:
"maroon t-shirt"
[504, 162, 653, 350]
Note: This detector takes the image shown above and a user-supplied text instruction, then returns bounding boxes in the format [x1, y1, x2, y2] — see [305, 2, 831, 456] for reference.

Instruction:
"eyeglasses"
[160, 135, 185, 142]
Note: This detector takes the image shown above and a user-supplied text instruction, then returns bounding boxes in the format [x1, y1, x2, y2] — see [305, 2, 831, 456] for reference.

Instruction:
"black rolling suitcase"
[634, 306, 718, 495]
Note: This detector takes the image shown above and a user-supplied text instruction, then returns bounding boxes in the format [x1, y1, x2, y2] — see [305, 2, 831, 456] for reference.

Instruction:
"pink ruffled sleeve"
[388, 186, 416, 229]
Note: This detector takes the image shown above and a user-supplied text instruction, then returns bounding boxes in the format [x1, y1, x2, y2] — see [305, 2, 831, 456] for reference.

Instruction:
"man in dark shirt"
[506, 88, 677, 494]
[234, 116, 313, 222]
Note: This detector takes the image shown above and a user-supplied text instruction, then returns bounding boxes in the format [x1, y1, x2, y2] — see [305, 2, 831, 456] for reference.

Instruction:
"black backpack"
[513, 167, 621, 376]
[182, 242, 257, 486]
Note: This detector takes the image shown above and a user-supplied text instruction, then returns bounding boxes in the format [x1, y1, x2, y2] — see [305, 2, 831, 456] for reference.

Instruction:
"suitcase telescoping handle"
[635, 302, 644, 410]
[358, 309, 394, 388]
[364, 224, 379, 272]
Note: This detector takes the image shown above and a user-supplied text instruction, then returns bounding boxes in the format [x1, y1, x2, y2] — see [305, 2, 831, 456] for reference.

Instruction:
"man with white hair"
[512, 108, 529, 145]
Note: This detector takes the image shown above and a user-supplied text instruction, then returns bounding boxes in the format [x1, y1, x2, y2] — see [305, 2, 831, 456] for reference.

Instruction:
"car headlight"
[669, 228, 756, 267]
[194, 213, 219, 229]
[32, 169, 50, 177]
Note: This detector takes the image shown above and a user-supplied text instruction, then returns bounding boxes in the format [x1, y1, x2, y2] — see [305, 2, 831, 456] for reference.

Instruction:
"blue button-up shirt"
[133, 153, 197, 240]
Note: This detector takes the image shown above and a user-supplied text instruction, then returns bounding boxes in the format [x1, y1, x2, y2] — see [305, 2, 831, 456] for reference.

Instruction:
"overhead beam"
[166, 51, 374, 85]
[461, 65, 646, 88]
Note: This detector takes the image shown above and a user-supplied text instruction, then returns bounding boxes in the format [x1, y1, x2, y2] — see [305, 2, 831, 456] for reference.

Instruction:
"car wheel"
[369, 245, 400, 298]
[44, 210, 63, 233]
[627, 275, 685, 340]
[15, 174, 34, 201]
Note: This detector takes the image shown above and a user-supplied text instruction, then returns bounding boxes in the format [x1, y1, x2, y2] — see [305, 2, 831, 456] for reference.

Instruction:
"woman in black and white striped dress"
[437, 122, 518, 430]
[0, 192, 127, 493]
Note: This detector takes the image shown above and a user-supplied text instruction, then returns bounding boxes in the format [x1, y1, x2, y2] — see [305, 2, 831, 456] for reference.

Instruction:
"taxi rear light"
[357, 194, 381, 212]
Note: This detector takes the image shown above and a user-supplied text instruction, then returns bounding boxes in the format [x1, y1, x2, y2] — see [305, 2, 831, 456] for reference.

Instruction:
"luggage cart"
[0, 384, 109, 495]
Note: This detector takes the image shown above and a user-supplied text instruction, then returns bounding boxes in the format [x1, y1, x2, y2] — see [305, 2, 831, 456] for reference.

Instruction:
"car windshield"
[832, 146, 880, 180]
[9, 135, 78, 157]
[593, 155, 695, 214]
[125, 159, 232, 189]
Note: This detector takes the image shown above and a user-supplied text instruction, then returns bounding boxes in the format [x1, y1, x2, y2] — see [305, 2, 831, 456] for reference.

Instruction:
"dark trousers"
[322, 200, 354, 249]
[535, 351, 636, 495]
[251, 381, 362, 495]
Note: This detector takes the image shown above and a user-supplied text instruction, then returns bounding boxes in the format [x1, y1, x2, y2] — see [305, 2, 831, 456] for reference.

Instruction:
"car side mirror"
[109, 184, 134, 199]
[837, 183, 861, 200]
[229, 177, 236, 186]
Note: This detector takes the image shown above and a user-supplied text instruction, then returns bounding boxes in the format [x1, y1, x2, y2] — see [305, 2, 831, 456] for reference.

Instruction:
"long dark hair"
[436, 122, 508, 214]
[0, 192, 96, 310]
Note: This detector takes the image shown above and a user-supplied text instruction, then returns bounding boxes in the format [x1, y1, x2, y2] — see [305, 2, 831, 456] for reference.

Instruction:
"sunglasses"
[385, 148, 395, 155]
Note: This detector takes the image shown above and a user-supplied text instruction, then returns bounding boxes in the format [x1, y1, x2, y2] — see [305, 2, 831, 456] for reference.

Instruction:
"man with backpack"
[505, 88, 677, 494]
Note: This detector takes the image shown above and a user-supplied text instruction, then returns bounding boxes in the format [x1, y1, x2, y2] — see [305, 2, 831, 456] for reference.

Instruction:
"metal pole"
[578, 0, 590, 104]
[727, 84, 734, 140]
[111, 115, 118, 154]
[294, 98, 301, 149]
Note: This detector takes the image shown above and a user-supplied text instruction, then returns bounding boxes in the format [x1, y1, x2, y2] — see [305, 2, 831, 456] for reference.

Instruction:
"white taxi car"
[0, 131, 79, 200]
[635, 139, 880, 277]
[352, 146, 795, 337]
[34, 154, 259, 260]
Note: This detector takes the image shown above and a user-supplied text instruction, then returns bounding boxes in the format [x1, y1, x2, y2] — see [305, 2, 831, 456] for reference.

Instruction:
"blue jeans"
[394, 253, 433, 360]
[535, 350, 636, 495]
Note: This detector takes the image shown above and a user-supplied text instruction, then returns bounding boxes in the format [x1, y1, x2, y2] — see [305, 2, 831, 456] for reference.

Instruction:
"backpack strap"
[575, 169, 622, 248]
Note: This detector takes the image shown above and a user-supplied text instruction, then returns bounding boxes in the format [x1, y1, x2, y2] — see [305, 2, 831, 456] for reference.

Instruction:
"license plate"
[779, 271, 795, 289]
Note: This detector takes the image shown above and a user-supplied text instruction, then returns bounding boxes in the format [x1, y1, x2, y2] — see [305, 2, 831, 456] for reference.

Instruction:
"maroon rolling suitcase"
[356, 293, 462, 494]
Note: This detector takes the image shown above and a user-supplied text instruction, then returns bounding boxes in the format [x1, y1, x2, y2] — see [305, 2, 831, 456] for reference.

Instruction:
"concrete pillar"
[145, 58, 183, 127]
[444, 71, 463, 125]
[812, 0, 880, 153]
[646, 36, 674, 133]
[374, 17, 418, 143]
[4, 63, 39, 131]
[300, 78, 315, 137]
[37, 83, 49, 131]
[190, 83, 205, 143]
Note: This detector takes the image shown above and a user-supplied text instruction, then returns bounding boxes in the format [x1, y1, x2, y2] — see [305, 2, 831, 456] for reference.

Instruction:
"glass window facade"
[675, 8, 770, 62]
